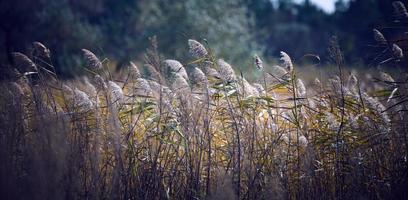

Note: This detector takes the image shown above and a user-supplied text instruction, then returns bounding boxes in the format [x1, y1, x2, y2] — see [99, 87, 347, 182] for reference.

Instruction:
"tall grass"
[1, 2, 408, 199]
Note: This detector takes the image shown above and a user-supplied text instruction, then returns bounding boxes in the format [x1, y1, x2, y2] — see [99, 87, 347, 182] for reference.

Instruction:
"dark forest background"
[0, 0, 405, 76]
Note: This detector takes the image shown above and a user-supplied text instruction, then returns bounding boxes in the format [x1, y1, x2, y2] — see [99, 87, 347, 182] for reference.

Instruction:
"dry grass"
[1, 8, 408, 199]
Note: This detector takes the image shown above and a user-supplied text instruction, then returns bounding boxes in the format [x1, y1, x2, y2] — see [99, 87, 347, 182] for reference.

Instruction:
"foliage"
[1, 1, 408, 199]
[1, 34, 408, 199]
[2, 0, 408, 76]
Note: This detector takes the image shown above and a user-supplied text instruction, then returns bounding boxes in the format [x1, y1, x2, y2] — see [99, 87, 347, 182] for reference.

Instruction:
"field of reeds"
[1, 3, 408, 200]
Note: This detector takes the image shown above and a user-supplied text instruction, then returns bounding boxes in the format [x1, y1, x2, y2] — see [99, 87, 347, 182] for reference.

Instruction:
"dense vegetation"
[0, 33, 407, 200]
[1, 1, 408, 200]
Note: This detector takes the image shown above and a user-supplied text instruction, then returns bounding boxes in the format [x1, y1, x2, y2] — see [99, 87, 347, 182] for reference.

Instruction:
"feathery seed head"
[147, 79, 161, 91]
[380, 72, 395, 83]
[148, 80, 171, 96]
[296, 79, 306, 97]
[364, 93, 390, 125]
[144, 64, 162, 81]
[280, 51, 293, 72]
[135, 78, 153, 95]
[171, 73, 190, 91]
[393, 1, 408, 18]
[62, 84, 74, 96]
[82, 49, 102, 70]
[32, 42, 51, 58]
[164, 59, 189, 81]
[392, 44, 404, 59]
[202, 61, 221, 79]
[191, 67, 207, 86]
[93, 75, 107, 91]
[128, 61, 141, 79]
[12, 52, 37, 72]
[270, 65, 289, 80]
[217, 59, 236, 82]
[74, 88, 93, 111]
[238, 77, 258, 97]
[373, 29, 387, 45]
[108, 81, 124, 104]
[364, 93, 386, 112]
[188, 39, 208, 58]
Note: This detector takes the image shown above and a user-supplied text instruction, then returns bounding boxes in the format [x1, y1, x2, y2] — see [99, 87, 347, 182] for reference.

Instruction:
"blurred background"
[0, 0, 405, 76]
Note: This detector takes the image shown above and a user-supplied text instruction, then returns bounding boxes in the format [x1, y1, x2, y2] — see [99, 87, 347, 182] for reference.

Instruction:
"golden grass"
[0, 39, 407, 200]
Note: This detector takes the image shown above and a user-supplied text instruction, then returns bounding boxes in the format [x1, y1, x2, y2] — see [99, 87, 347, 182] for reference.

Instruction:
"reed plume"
[82, 49, 103, 70]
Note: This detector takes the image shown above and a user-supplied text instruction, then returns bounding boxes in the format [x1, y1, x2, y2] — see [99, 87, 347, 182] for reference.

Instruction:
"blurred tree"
[36, 0, 104, 75]
[1, 0, 406, 76]
[136, 0, 259, 71]
[92, 0, 143, 69]
[334, 0, 348, 12]
[247, 0, 334, 61]
[184, 0, 259, 68]
[0, 0, 46, 64]
[0, 0, 104, 76]
[333, 0, 382, 63]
